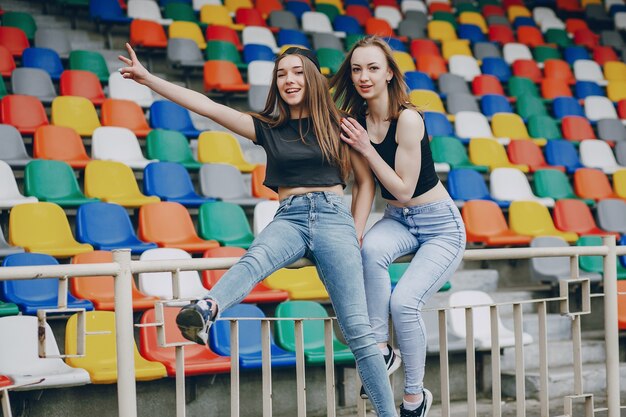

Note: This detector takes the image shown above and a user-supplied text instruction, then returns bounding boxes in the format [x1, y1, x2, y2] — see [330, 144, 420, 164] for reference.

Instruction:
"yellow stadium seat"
[224, 0, 253, 13]
[468, 138, 529, 172]
[427, 21, 457, 43]
[508, 201, 578, 242]
[168, 21, 207, 50]
[9, 202, 93, 257]
[84, 160, 160, 207]
[199, 5, 244, 30]
[491, 113, 547, 146]
[458, 12, 487, 33]
[604, 61, 626, 82]
[613, 169, 626, 199]
[442, 39, 472, 60]
[607, 81, 626, 102]
[197, 132, 257, 172]
[507, 5, 532, 22]
[65, 311, 167, 384]
[409, 89, 447, 115]
[264, 266, 329, 300]
[51, 96, 101, 137]
[392, 51, 416, 73]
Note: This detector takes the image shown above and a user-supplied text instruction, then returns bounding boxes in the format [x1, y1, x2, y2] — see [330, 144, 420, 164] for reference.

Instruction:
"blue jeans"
[207, 192, 397, 416]
[362, 199, 466, 395]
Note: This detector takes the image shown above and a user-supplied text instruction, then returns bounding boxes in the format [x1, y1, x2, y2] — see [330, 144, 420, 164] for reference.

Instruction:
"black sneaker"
[360, 344, 402, 399]
[399, 388, 432, 417]
[176, 299, 215, 346]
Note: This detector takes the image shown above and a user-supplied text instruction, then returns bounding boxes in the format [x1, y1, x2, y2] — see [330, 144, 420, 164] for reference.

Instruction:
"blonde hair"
[252, 51, 350, 181]
[330, 36, 416, 121]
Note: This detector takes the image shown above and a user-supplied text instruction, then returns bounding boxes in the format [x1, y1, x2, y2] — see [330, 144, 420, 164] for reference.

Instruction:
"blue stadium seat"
[242, 44, 275, 63]
[447, 168, 510, 208]
[404, 71, 435, 91]
[512, 16, 537, 29]
[285, 1, 312, 20]
[277, 29, 311, 48]
[563, 46, 590, 66]
[544, 140, 584, 174]
[21, 47, 64, 81]
[574, 81, 605, 101]
[619, 236, 626, 269]
[480, 94, 513, 118]
[386, 38, 408, 52]
[424, 111, 454, 137]
[457, 24, 486, 44]
[344, 0, 369, 6]
[143, 162, 216, 207]
[90, 0, 133, 24]
[209, 303, 297, 369]
[1, 253, 94, 315]
[552, 96, 585, 119]
[76, 202, 158, 254]
[149, 100, 201, 138]
[481, 57, 511, 83]
[333, 15, 363, 35]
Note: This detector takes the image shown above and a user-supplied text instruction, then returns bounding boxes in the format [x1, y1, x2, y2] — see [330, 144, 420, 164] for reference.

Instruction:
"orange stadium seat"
[33, 125, 91, 169]
[59, 70, 106, 106]
[574, 168, 620, 201]
[101, 98, 151, 137]
[0, 94, 49, 135]
[462, 200, 532, 246]
[203, 60, 250, 93]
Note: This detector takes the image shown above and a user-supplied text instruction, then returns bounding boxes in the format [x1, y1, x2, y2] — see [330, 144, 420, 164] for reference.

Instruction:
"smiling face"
[350, 45, 393, 100]
[276, 54, 308, 116]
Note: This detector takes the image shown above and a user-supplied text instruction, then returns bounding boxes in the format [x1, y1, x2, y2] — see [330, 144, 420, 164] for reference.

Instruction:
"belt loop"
[322, 191, 331, 203]
[286, 195, 296, 206]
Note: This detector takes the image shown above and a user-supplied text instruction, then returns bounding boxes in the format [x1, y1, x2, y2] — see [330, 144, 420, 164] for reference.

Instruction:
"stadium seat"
[59, 70, 106, 106]
[0, 160, 38, 209]
[24, 160, 97, 207]
[1, 253, 94, 314]
[447, 168, 506, 207]
[275, 300, 354, 365]
[2, 11, 37, 41]
[265, 265, 329, 299]
[145, 129, 201, 170]
[206, 24, 244, 51]
[579, 140, 623, 174]
[0, 299, 20, 316]
[508, 201, 578, 242]
[607, 81, 626, 103]
[0, 125, 32, 168]
[480, 57, 511, 84]
[21, 47, 63, 81]
[440, 74, 473, 101]
[205, 40, 247, 71]
[554, 199, 619, 237]
[446, 93, 479, 115]
[508, 76, 540, 100]
[530, 236, 601, 284]
[492, 113, 544, 145]
[251, 165, 279, 200]
[604, 61, 626, 83]
[448, 55, 481, 82]
[516, 95, 549, 122]
[574, 168, 619, 201]
[242, 26, 279, 53]
[613, 169, 626, 199]
[462, 200, 531, 246]
[203, 60, 250, 94]
[166, 38, 205, 82]
[198, 201, 255, 248]
[9, 202, 93, 257]
[527, 115, 561, 141]
[129, 19, 168, 51]
[448, 291, 533, 350]
[92, 127, 156, 169]
[108, 72, 154, 109]
[149, 101, 202, 138]
[169, 21, 207, 49]
[1, 95, 49, 135]
[317, 48, 345, 75]
[553, 97, 585, 121]
[139, 307, 231, 376]
[596, 199, 626, 235]
[533, 169, 593, 205]
[51, 96, 101, 137]
[430, 136, 488, 172]
[405, 71, 435, 92]
[34, 28, 71, 59]
[617, 143, 626, 166]
[76, 202, 157, 254]
[512, 59, 542, 84]
[72, 251, 158, 311]
[409, 90, 447, 115]
[0, 316, 91, 388]
[202, 246, 289, 303]
[560, 116, 595, 143]
[253, 200, 279, 235]
[65, 311, 167, 384]
[503, 43, 532, 66]
[209, 303, 297, 369]
[544, 59, 575, 86]
[490, 167, 555, 207]
[68, 50, 110, 83]
[138, 248, 209, 299]
[618, 281, 626, 329]
[138, 202, 219, 253]
[416, 54, 447, 80]
[33, 125, 91, 169]
[128, 0, 173, 25]
[0, 222, 23, 258]
[197, 132, 257, 172]
[143, 162, 214, 207]
[84, 160, 160, 207]
[277, 28, 311, 49]
[199, 163, 263, 206]
[468, 138, 529, 172]
[473, 42, 501, 61]
[424, 111, 454, 139]
[243, 44, 275, 64]
[472, 75, 505, 97]
[0, 27, 29, 58]
[0, 45, 16, 78]
[506, 140, 564, 172]
[598, 120, 626, 145]
[541, 78, 573, 100]
[577, 235, 626, 279]
[574, 81, 604, 101]
[100, 98, 152, 138]
[592, 46, 619, 67]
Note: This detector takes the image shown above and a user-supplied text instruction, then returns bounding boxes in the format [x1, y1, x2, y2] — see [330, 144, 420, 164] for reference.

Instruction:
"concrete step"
[501, 362, 626, 400]
[499, 339, 606, 371]
[501, 312, 573, 342]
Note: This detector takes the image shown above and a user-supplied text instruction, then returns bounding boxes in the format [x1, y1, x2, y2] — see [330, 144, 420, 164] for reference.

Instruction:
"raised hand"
[118, 43, 150, 85]
[340, 117, 374, 156]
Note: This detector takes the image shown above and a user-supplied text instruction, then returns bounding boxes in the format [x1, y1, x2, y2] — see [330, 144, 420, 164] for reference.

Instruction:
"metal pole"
[113, 249, 138, 417]
[602, 236, 621, 417]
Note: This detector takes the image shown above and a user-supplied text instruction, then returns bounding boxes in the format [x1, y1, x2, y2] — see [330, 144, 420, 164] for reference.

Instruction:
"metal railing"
[0, 237, 623, 417]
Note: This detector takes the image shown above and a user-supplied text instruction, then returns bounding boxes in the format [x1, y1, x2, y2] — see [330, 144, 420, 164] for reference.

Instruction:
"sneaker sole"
[360, 351, 403, 399]
[176, 308, 207, 346]
[422, 388, 433, 417]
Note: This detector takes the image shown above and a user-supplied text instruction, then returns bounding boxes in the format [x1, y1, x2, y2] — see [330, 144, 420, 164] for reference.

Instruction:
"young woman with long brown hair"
[119, 43, 398, 416]
[331, 37, 466, 417]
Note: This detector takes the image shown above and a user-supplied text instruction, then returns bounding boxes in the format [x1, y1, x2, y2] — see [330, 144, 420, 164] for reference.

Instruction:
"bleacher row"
[1, 0, 626, 400]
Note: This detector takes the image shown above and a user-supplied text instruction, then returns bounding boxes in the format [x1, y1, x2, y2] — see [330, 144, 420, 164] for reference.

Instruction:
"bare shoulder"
[397, 108, 424, 127]
[396, 108, 425, 144]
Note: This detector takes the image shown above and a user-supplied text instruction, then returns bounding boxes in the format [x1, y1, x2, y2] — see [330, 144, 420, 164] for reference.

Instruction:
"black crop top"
[252, 117, 345, 192]
[361, 112, 439, 201]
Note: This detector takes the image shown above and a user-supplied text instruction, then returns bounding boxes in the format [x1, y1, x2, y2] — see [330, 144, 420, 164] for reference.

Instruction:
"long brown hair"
[252, 51, 350, 181]
[330, 36, 415, 121]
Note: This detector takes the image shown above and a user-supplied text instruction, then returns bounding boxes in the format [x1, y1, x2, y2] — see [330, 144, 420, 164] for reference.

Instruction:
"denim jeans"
[361, 198, 466, 395]
[206, 191, 397, 416]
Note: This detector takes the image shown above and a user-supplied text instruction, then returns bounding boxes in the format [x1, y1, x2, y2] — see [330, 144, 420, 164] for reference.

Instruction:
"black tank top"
[362, 112, 439, 200]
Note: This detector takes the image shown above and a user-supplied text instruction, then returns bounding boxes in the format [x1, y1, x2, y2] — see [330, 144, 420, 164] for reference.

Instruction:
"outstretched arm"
[118, 43, 256, 141]
[340, 111, 422, 203]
